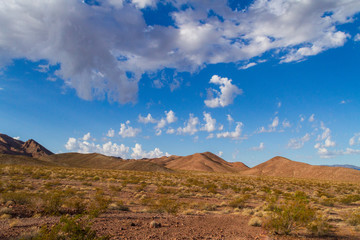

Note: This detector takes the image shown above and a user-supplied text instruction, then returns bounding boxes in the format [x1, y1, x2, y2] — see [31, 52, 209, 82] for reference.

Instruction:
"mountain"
[146, 152, 249, 173]
[241, 156, 360, 182]
[0, 133, 53, 159]
[324, 164, 360, 171]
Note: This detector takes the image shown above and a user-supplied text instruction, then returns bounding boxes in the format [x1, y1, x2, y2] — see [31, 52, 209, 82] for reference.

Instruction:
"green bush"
[347, 208, 360, 226]
[264, 199, 315, 235]
[229, 195, 250, 209]
[28, 215, 109, 240]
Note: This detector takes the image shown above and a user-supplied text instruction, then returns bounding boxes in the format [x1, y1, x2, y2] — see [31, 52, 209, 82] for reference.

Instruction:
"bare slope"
[242, 156, 360, 182]
[47, 153, 172, 172]
[148, 152, 249, 173]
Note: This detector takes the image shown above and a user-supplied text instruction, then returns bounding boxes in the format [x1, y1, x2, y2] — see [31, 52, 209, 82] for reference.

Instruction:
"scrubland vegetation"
[1, 164, 360, 239]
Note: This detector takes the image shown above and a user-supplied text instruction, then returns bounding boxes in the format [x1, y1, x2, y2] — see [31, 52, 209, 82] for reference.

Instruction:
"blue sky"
[1, 0, 360, 167]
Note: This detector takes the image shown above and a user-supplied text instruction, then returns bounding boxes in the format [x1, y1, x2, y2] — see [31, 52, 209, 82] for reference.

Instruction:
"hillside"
[147, 152, 249, 173]
[242, 156, 360, 182]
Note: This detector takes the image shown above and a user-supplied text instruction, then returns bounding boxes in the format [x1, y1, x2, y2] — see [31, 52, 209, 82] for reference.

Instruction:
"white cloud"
[288, 133, 311, 149]
[201, 112, 216, 132]
[349, 133, 360, 146]
[131, 143, 169, 159]
[217, 122, 244, 140]
[131, 0, 156, 9]
[166, 128, 175, 134]
[82, 132, 92, 141]
[177, 114, 199, 135]
[0, 87, 3, 91]
[138, 113, 157, 124]
[217, 151, 223, 157]
[204, 75, 243, 108]
[206, 133, 214, 139]
[282, 119, 291, 128]
[271, 116, 279, 128]
[106, 129, 115, 138]
[277, 101, 282, 108]
[317, 147, 360, 159]
[299, 114, 305, 122]
[308, 114, 315, 122]
[227, 114, 234, 124]
[314, 122, 337, 155]
[119, 121, 141, 138]
[251, 142, 264, 151]
[354, 33, 360, 42]
[1, 1, 359, 103]
[65, 136, 169, 159]
[165, 110, 177, 124]
[218, 124, 224, 131]
[13, 136, 20, 140]
[155, 118, 167, 129]
[239, 62, 256, 70]
[155, 129, 162, 136]
[257, 116, 279, 133]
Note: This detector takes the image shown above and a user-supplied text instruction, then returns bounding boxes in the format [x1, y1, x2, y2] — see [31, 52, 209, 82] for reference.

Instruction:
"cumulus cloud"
[1, 1, 359, 103]
[314, 122, 336, 156]
[251, 142, 264, 151]
[288, 133, 311, 149]
[65, 136, 169, 159]
[217, 122, 244, 140]
[119, 121, 141, 138]
[13, 136, 20, 140]
[65, 137, 129, 158]
[177, 114, 199, 135]
[257, 116, 280, 133]
[204, 75, 243, 108]
[138, 113, 157, 124]
[82, 132, 92, 141]
[217, 151, 223, 157]
[355, 33, 360, 42]
[201, 112, 216, 132]
[316, 147, 360, 159]
[165, 110, 177, 124]
[349, 133, 360, 146]
[106, 129, 115, 138]
[131, 143, 169, 159]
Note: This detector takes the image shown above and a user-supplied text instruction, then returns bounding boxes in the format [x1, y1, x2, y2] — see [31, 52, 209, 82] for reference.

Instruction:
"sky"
[1, 0, 360, 167]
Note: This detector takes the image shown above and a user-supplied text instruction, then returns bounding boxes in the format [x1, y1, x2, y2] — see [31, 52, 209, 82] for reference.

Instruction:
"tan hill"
[47, 152, 171, 172]
[242, 156, 360, 182]
[0, 153, 58, 167]
[147, 152, 249, 173]
[0, 133, 53, 159]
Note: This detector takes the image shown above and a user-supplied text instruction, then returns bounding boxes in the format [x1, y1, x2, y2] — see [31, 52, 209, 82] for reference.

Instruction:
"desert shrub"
[65, 197, 87, 215]
[41, 192, 63, 216]
[319, 197, 335, 207]
[109, 185, 121, 192]
[87, 191, 110, 218]
[108, 201, 129, 211]
[229, 195, 250, 209]
[30, 215, 109, 240]
[248, 216, 262, 227]
[1, 192, 33, 205]
[306, 214, 333, 236]
[150, 197, 180, 214]
[264, 199, 315, 235]
[347, 208, 360, 226]
[156, 186, 175, 194]
[339, 194, 360, 205]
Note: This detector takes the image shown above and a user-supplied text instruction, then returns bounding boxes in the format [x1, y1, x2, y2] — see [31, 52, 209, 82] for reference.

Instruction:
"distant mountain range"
[1, 133, 360, 182]
[323, 164, 360, 171]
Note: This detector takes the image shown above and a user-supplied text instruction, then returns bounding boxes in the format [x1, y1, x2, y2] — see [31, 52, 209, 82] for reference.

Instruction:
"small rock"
[130, 222, 136, 226]
[149, 221, 161, 228]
